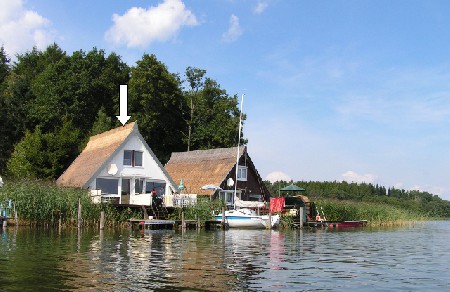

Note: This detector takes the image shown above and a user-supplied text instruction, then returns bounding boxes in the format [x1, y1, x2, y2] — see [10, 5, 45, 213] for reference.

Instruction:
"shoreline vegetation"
[0, 180, 442, 228]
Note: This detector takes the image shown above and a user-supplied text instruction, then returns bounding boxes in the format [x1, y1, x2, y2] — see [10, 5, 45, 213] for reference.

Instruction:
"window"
[135, 178, 145, 194]
[123, 150, 143, 167]
[122, 178, 130, 196]
[237, 166, 248, 181]
[96, 178, 119, 195]
[146, 181, 166, 197]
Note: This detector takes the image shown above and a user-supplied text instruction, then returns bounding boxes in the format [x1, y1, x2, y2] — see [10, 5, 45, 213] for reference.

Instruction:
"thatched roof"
[165, 147, 245, 195]
[57, 122, 137, 188]
[56, 121, 179, 191]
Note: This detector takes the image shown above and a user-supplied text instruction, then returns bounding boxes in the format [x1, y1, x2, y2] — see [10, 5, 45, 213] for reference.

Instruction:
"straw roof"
[165, 146, 245, 195]
[57, 122, 136, 188]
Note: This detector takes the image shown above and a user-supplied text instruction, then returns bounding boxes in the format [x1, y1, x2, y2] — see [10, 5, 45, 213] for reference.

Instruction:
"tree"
[128, 54, 187, 163]
[182, 68, 246, 151]
[6, 119, 81, 179]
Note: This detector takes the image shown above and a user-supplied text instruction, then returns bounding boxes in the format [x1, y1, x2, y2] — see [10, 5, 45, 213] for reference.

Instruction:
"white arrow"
[116, 84, 131, 126]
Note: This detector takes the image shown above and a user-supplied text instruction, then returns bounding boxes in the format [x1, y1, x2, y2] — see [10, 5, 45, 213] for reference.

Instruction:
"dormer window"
[237, 166, 248, 181]
[123, 150, 143, 167]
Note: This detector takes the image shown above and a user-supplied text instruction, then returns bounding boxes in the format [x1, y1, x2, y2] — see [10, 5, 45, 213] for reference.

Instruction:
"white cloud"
[253, 0, 269, 14]
[105, 0, 198, 48]
[0, 0, 54, 55]
[221, 14, 242, 43]
[341, 170, 377, 184]
[265, 171, 292, 183]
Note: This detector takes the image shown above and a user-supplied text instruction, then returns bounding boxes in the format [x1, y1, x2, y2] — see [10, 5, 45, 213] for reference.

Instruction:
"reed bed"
[316, 199, 426, 226]
[0, 179, 141, 227]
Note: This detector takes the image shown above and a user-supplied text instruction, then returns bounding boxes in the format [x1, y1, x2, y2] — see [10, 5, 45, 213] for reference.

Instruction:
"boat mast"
[234, 94, 245, 202]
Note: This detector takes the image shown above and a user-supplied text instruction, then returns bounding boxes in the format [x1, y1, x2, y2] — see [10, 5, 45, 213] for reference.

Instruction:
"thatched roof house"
[165, 146, 270, 207]
[57, 122, 177, 206]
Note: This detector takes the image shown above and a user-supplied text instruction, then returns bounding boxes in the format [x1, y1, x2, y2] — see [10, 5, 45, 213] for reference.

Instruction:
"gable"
[57, 122, 176, 191]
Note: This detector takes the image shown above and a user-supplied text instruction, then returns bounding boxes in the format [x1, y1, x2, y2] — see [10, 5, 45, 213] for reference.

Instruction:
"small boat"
[306, 220, 368, 228]
[215, 208, 280, 229]
[327, 220, 368, 228]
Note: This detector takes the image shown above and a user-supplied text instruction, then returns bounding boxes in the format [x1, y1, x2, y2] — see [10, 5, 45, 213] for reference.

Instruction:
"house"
[164, 146, 270, 208]
[56, 122, 177, 206]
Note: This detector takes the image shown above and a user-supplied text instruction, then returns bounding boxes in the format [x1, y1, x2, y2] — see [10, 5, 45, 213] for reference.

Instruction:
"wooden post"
[221, 206, 225, 229]
[181, 209, 185, 229]
[299, 207, 303, 228]
[100, 211, 105, 230]
[14, 202, 18, 226]
[77, 198, 82, 229]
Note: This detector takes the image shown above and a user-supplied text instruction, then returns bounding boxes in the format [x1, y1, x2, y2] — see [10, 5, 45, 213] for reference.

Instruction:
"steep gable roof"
[57, 122, 136, 188]
[165, 146, 245, 195]
[57, 122, 176, 190]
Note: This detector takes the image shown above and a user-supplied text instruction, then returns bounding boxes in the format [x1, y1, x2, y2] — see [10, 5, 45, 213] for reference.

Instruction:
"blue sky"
[2, 0, 450, 199]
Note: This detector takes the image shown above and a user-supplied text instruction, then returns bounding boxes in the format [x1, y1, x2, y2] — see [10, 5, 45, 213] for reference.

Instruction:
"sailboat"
[214, 94, 280, 229]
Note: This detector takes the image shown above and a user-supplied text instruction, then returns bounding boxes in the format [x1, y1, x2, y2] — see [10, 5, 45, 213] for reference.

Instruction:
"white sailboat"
[214, 94, 280, 229]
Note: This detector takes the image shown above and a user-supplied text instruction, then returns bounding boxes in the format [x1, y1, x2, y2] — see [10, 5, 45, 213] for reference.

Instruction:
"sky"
[2, 0, 450, 199]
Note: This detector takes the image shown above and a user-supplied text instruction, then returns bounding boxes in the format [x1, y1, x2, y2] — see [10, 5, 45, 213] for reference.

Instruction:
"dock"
[130, 218, 176, 230]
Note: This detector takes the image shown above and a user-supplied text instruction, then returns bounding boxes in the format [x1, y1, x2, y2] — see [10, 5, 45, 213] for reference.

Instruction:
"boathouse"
[56, 122, 177, 207]
[164, 146, 270, 208]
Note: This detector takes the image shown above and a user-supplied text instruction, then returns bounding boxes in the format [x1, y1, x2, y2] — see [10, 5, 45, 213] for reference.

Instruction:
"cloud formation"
[265, 171, 292, 183]
[105, 0, 198, 48]
[0, 0, 53, 55]
[253, 0, 269, 14]
[341, 170, 377, 184]
[221, 14, 242, 43]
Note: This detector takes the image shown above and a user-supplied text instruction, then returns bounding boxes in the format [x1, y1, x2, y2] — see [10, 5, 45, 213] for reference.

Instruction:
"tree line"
[265, 180, 450, 218]
[0, 44, 245, 180]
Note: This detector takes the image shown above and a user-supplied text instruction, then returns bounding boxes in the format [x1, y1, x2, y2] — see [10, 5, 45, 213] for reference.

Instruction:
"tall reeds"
[316, 199, 424, 226]
[0, 179, 141, 226]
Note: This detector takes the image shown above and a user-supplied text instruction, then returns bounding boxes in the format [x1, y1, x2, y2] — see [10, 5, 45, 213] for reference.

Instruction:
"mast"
[234, 94, 245, 201]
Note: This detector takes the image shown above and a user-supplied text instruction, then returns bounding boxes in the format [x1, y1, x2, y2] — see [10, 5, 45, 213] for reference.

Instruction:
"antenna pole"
[234, 94, 245, 202]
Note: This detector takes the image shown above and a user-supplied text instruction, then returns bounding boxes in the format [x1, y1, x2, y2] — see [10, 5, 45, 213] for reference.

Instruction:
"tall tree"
[184, 66, 206, 151]
[182, 69, 246, 151]
[128, 54, 187, 163]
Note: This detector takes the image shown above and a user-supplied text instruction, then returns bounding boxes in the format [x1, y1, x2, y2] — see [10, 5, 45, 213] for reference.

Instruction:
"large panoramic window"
[146, 181, 166, 196]
[123, 150, 143, 167]
[237, 166, 248, 181]
[96, 178, 119, 195]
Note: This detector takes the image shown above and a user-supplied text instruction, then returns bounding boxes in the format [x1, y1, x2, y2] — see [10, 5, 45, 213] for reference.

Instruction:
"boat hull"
[215, 208, 279, 229]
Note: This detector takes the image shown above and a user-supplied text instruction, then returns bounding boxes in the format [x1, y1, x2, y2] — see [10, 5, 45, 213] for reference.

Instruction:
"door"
[121, 178, 130, 204]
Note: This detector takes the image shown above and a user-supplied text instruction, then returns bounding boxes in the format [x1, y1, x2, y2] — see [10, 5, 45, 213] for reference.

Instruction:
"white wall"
[88, 133, 174, 206]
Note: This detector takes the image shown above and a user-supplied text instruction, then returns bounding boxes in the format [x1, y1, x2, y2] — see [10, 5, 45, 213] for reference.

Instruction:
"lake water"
[1, 221, 449, 291]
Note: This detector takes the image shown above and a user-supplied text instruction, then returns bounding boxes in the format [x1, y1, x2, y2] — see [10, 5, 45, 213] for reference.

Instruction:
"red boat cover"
[270, 197, 285, 213]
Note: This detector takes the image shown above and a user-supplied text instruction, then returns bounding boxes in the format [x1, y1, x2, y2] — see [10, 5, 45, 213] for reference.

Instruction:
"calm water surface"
[1, 221, 449, 291]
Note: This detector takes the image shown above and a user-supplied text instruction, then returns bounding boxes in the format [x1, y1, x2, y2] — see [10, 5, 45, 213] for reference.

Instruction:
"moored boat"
[215, 208, 280, 229]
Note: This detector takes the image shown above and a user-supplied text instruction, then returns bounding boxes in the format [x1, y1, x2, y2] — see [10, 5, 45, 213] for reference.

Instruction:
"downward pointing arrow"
[116, 84, 131, 126]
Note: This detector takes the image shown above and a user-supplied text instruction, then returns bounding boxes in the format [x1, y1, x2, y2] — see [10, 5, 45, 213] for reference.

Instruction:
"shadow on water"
[1, 222, 450, 291]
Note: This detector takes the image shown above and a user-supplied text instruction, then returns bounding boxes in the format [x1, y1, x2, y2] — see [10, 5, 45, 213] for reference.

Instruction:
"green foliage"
[0, 44, 246, 179]
[0, 179, 140, 225]
[316, 200, 422, 226]
[7, 119, 81, 179]
[129, 54, 187, 163]
[265, 180, 450, 218]
[182, 67, 246, 151]
[170, 198, 215, 221]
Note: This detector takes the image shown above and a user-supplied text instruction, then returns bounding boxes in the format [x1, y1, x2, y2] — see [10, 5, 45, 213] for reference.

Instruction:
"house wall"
[220, 155, 268, 202]
[87, 134, 173, 206]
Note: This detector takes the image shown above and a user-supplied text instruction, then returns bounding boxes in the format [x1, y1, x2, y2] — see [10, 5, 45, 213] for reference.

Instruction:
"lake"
[1, 221, 449, 291]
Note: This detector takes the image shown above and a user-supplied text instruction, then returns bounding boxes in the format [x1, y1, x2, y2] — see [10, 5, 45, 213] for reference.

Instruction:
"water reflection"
[1, 222, 450, 291]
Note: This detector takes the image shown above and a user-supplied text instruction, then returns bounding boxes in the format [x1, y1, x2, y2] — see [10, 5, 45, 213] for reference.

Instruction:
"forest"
[0, 44, 244, 179]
